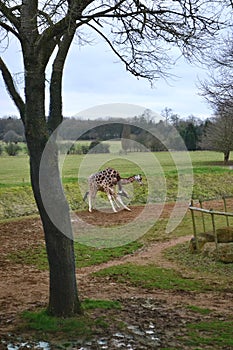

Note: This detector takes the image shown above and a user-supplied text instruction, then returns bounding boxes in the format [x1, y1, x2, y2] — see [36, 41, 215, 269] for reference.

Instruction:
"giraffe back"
[89, 168, 120, 192]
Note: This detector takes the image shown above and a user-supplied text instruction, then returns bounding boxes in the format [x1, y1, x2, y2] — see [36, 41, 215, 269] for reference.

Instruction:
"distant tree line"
[0, 116, 25, 142]
[0, 111, 219, 154]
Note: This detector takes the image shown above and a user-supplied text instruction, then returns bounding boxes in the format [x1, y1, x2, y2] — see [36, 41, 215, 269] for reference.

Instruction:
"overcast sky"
[0, 38, 212, 120]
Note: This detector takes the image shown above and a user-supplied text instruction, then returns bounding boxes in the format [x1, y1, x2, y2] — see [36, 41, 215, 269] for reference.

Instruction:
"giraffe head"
[133, 174, 143, 185]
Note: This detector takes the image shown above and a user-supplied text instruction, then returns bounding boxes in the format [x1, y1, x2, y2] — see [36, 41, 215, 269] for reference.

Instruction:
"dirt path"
[77, 235, 191, 276]
[0, 206, 233, 349]
[0, 227, 192, 323]
[77, 234, 233, 317]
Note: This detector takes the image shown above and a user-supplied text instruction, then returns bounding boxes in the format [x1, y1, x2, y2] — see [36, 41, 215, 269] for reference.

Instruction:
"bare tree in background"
[200, 33, 233, 163]
[0, 0, 232, 317]
[201, 108, 233, 164]
[201, 34, 233, 111]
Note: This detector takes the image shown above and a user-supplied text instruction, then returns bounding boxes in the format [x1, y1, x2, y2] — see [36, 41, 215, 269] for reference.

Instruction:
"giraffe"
[83, 167, 143, 213]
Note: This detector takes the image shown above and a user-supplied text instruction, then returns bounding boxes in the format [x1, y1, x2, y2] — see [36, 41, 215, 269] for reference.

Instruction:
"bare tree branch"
[0, 56, 25, 121]
[0, 19, 21, 40]
[0, 1, 20, 29]
[48, 25, 76, 131]
[200, 34, 233, 112]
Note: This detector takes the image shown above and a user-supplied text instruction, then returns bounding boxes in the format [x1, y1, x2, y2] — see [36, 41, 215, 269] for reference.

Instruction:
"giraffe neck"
[120, 176, 136, 185]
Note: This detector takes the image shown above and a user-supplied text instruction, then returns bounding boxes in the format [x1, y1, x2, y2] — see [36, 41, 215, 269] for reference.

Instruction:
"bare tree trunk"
[224, 150, 230, 164]
[30, 150, 82, 316]
[24, 69, 82, 317]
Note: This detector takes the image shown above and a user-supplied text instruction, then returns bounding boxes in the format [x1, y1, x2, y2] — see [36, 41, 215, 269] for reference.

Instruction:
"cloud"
[62, 41, 211, 118]
[0, 38, 211, 119]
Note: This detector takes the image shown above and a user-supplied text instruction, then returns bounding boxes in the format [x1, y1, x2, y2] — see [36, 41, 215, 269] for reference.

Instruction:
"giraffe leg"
[107, 192, 117, 212]
[89, 188, 97, 212]
[110, 188, 121, 208]
[88, 194, 92, 212]
[117, 181, 129, 198]
[113, 197, 121, 208]
[118, 189, 129, 198]
[115, 194, 131, 211]
[92, 189, 97, 210]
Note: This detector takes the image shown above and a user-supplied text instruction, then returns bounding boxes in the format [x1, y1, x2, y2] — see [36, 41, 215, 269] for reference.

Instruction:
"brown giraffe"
[84, 167, 143, 212]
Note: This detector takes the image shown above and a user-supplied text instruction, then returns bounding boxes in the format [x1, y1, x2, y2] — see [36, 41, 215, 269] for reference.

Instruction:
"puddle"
[2, 322, 160, 349]
[1, 340, 50, 350]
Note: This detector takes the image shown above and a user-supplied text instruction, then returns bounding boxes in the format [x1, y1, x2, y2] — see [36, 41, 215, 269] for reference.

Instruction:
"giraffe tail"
[83, 191, 89, 201]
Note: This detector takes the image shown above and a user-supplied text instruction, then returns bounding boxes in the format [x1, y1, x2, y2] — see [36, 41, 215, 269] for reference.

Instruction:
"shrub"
[89, 140, 110, 153]
[5, 142, 21, 156]
[67, 143, 90, 154]
[3, 130, 22, 143]
[81, 144, 89, 154]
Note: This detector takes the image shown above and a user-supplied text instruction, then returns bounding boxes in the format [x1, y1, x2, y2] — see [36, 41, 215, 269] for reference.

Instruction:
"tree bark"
[30, 145, 82, 317]
[19, 0, 82, 316]
[224, 150, 230, 164]
[24, 68, 82, 317]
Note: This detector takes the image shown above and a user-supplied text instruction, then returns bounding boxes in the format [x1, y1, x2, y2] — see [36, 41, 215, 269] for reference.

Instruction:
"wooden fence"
[189, 196, 233, 252]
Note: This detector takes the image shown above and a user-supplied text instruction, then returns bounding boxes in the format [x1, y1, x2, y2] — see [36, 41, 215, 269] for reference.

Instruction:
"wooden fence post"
[189, 198, 233, 255]
[190, 200, 199, 252]
[222, 196, 229, 227]
[210, 209, 218, 253]
[199, 199, 206, 232]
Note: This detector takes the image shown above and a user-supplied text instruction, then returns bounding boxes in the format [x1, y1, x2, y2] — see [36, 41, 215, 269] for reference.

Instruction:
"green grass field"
[2, 145, 233, 349]
[0, 147, 229, 186]
[0, 155, 30, 185]
[0, 148, 233, 220]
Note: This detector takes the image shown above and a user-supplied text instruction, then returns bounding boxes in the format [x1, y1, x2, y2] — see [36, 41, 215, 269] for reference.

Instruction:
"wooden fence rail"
[189, 197, 233, 252]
